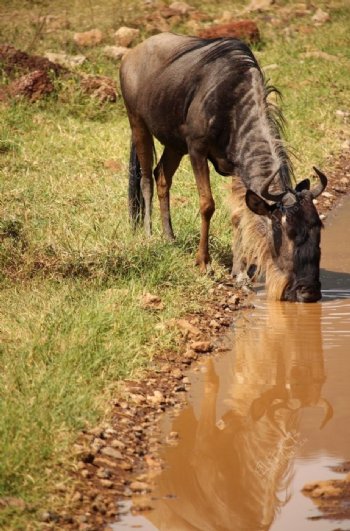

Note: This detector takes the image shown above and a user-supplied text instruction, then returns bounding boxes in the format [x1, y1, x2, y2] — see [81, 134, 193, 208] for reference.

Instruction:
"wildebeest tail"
[128, 141, 144, 227]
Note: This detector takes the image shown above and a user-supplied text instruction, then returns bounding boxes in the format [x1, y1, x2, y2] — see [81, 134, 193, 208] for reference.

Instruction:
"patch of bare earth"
[29, 152, 350, 530]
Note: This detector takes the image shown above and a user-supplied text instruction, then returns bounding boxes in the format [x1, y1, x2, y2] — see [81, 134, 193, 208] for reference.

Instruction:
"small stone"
[322, 191, 334, 198]
[139, 293, 164, 311]
[182, 376, 190, 384]
[73, 29, 103, 47]
[340, 177, 349, 185]
[147, 390, 164, 405]
[119, 461, 133, 471]
[191, 340, 213, 353]
[159, 363, 171, 373]
[183, 349, 197, 361]
[130, 481, 151, 492]
[104, 45, 129, 60]
[101, 446, 123, 459]
[96, 467, 113, 479]
[198, 20, 260, 44]
[171, 318, 201, 338]
[72, 491, 83, 503]
[110, 439, 125, 449]
[44, 52, 86, 68]
[171, 368, 183, 379]
[320, 214, 326, 220]
[227, 294, 240, 305]
[312, 8, 330, 25]
[133, 496, 153, 511]
[100, 479, 114, 489]
[169, 1, 193, 15]
[114, 27, 140, 47]
[245, 0, 274, 12]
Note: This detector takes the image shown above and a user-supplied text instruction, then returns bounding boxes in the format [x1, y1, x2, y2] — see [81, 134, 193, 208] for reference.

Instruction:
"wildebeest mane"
[168, 36, 294, 186]
[167, 36, 259, 71]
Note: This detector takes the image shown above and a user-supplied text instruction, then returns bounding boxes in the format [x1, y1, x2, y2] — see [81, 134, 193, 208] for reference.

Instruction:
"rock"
[171, 368, 183, 379]
[44, 52, 86, 68]
[100, 479, 114, 489]
[198, 20, 260, 44]
[191, 340, 213, 353]
[245, 0, 274, 12]
[72, 491, 83, 503]
[303, 480, 342, 498]
[320, 214, 326, 221]
[130, 481, 151, 492]
[342, 140, 350, 150]
[169, 1, 193, 15]
[322, 191, 334, 198]
[146, 390, 164, 405]
[80, 75, 117, 103]
[312, 8, 330, 25]
[101, 446, 123, 460]
[97, 467, 113, 479]
[139, 293, 164, 311]
[227, 294, 240, 305]
[114, 27, 140, 47]
[104, 45, 129, 61]
[8, 70, 54, 101]
[340, 177, 350, 185]
[110, 439, 126, 449]
[132, 496, 153, 511]
[73, 29, 103, 47]
[171, 318, 201, 338]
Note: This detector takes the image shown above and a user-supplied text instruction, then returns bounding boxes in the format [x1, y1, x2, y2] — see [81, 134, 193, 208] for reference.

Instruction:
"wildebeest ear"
[245, 190, 273, 216]
[295, 178, 310, 193]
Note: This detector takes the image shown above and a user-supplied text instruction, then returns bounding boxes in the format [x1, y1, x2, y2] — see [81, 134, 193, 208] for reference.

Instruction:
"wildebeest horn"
[318, 397, 333, 429]
[260, 166, 285, 203]
[311, 167, 328, 198]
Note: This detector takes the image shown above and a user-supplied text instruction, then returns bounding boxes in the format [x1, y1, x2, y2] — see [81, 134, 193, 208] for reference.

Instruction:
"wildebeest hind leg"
[189, 149, 215, 273]
[154, 147, 182, 241]
[131, 121, 154, 237]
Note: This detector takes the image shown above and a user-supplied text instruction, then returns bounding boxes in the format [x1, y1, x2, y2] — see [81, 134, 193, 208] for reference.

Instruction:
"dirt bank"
[32, 151, 350, 531]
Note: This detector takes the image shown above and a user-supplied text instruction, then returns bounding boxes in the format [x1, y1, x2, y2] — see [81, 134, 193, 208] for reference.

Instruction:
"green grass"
[1, 0, 350, 528]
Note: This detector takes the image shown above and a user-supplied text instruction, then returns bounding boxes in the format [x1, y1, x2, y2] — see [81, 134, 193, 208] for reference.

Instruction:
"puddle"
[114, 196, 350, 531]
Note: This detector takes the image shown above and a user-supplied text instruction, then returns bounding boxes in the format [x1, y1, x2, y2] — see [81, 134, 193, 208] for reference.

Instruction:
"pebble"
[114, 27, 140, 47]
[171, 368, 183, 379]
[130, 481, 151, 492]
[100, 479, 114, 489]
[191, 340, 213, 352]
[101, 447, 123, 460]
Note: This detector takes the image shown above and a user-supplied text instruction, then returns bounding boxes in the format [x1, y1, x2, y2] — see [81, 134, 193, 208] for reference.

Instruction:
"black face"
[274, 192, 323, 303]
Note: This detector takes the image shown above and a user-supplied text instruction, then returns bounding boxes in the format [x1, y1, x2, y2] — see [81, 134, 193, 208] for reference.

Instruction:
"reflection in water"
[143, 302, 330, 531]
[115, 197, 350, 531]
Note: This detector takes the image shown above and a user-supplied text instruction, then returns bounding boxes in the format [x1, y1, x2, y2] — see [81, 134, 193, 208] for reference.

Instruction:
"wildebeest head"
[245, 167, 327, 303]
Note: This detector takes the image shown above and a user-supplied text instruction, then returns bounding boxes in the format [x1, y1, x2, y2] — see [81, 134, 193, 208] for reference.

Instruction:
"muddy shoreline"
[40, 153, 350, 530]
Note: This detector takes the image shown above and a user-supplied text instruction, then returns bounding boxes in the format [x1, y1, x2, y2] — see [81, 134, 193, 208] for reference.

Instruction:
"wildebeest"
[120, 32, 327, 302]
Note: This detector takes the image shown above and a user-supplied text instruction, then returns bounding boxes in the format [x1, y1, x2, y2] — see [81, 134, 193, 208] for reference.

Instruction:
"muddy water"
[115, 197, 350, 531]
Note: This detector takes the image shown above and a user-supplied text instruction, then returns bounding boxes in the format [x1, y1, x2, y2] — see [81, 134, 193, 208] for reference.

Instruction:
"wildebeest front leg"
[189, 150, 215, 273]
[154, 147, 182, 241]
[132, 122, 154, 237]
